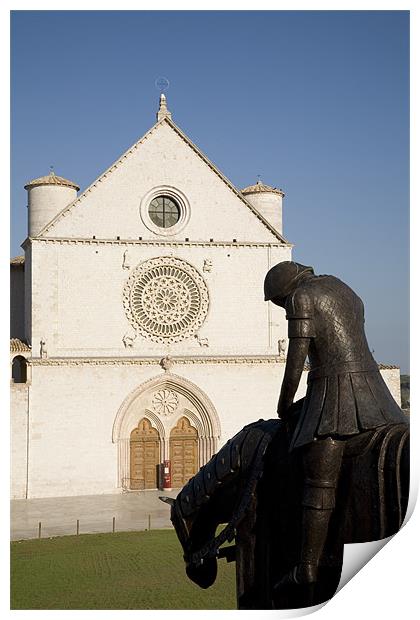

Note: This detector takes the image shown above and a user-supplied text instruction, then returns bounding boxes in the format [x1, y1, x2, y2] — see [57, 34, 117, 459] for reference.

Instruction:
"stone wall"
[11, 384, 28, 499]
[28, 240, 291, 358]
[378, 367, 402, 407]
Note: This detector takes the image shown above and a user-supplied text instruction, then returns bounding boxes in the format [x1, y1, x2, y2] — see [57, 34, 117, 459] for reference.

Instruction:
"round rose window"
[123, 257, 209, 343]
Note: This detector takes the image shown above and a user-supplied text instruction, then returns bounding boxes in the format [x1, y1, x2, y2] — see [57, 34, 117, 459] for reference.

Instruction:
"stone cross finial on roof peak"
[157, 93, 172, 122]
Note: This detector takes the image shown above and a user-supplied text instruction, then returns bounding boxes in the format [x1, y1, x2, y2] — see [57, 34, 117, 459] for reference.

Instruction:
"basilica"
[10, 96, 401, 499]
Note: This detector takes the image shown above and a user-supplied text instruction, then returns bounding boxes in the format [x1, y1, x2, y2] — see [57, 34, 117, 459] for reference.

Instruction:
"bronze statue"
[264, 261, 407, 591]
[162, 261, 409, 609]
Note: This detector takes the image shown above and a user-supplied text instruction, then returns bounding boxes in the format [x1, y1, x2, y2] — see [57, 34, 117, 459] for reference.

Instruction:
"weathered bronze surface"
[162, 261, 409, 609]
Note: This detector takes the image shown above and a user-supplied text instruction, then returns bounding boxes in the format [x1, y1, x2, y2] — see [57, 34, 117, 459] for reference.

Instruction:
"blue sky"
[10, 10, 409, 371]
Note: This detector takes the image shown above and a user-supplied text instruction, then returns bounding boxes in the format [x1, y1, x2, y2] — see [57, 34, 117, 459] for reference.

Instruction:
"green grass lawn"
[11, 530, 236, 609]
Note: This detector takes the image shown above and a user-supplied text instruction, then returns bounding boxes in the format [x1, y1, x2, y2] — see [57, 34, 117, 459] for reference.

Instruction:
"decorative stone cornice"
[30, 355, 287, 367]
[23, 236, 293, 249]
[28, 356, 399, 370]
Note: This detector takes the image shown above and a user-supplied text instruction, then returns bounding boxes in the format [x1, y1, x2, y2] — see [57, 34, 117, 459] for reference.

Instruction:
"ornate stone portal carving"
[151, 389, 179, 416]
[123, 257, 209, 344]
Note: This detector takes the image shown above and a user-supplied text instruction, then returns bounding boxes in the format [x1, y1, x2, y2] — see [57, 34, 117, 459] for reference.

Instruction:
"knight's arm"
[277, 337, 309, 418]
[277, 289, 315, 419]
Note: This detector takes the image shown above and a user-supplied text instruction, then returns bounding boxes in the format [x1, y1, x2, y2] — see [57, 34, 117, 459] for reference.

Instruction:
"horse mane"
[171, 418, 283, 567]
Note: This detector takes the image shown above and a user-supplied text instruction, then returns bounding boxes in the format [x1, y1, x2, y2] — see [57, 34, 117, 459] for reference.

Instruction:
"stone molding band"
[29, 355, 288, 366]
[28, 356, 399, 369]
[22, 237, 293, 249]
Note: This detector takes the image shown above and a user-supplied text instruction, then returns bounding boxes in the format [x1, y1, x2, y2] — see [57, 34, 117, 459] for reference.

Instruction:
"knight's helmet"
[264, 261, 314, 301]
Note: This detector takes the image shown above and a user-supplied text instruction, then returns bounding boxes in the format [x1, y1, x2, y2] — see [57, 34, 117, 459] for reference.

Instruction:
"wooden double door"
[130, 419, 160, 490]
[170, 417, 198, 488]
[129, 416, 199, 490]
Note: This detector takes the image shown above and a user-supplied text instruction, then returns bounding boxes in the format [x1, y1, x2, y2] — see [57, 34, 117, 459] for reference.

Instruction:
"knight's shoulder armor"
[286, 286, 314, 320]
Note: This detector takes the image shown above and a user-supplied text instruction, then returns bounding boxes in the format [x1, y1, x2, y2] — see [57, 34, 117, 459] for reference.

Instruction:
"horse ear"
[159, 496, 175, 506]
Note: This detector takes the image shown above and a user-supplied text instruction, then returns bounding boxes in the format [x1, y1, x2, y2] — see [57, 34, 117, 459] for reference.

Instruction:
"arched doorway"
[170, 416, 198, 488]
[130, 418, 160, 490]
[113, 373, 221, 491]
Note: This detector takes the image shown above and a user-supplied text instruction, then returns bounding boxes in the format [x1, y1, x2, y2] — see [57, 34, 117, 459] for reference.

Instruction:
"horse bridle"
[183, 430, 274, 568]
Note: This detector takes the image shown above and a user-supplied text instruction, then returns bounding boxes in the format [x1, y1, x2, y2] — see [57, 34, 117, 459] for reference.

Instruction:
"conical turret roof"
[241, 179, 284, 197]
[24, 170, 79, 191]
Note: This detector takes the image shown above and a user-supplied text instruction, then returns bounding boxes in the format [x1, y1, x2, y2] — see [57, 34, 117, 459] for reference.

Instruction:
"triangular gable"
[36, 117, 289, 243]
[164, 118, 288, 243]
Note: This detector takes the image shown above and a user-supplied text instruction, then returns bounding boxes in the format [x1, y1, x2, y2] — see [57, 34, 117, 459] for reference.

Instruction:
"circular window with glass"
[140, 186, 190, 236]
[148, 195, 181, 229]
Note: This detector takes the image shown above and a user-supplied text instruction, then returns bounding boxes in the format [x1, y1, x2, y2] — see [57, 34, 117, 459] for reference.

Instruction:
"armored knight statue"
[264, 261, 407, 589]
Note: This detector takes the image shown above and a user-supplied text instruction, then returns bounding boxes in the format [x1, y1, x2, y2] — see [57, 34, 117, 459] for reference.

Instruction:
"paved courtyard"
[11, 490, 178, 541]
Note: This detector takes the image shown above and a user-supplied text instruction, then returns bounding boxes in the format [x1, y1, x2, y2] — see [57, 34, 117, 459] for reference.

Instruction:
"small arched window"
[12, 356, 27, 383]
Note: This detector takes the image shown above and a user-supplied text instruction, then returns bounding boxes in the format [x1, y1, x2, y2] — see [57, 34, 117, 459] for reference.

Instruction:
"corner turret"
[25, 170, 79, 237]
[241, 179, 285, 235]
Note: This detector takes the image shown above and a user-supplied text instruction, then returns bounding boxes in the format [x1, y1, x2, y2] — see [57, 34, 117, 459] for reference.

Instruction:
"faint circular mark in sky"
[155, 77, 170, 92]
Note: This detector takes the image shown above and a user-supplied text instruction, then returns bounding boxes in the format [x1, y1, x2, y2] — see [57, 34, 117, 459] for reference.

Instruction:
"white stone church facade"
[10, 96, 401, 499]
